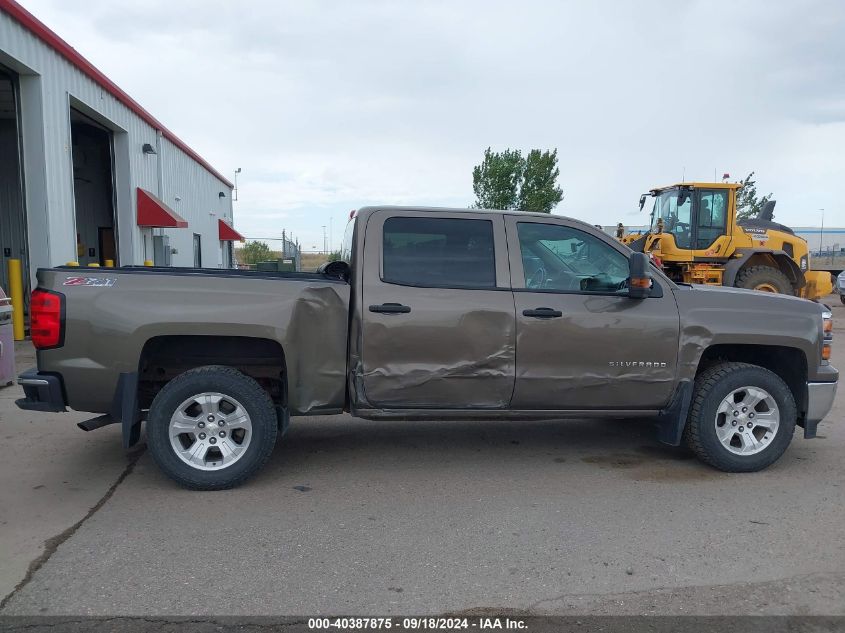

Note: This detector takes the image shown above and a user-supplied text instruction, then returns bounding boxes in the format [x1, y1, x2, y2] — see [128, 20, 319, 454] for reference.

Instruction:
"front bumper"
[15, 367, 67, 412]
[806, 380, 837, 424]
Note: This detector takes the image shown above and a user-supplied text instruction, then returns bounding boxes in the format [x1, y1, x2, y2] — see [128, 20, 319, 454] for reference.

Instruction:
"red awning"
[136, 188, 188, 228]
[219, 219, 245, 242]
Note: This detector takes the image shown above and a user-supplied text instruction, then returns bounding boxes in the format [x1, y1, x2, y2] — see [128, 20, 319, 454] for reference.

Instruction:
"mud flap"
[109, 372, 142, 449]
[654, 379, 693, 446]
[798, 418, 818, 439]
[276, 405, 291, 437]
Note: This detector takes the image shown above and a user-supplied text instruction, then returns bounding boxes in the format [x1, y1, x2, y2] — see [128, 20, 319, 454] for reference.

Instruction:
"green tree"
[238, 241, 274, 265]
[736, 172, 773, 220]
[472, 147, 524, 210]
[472, 147, 563, 213]
[518, 149, 563, 213]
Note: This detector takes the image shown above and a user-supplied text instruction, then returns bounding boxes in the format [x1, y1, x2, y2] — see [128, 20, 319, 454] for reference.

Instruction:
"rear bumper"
[806, 380, 837, 424]
[15, 367, 67, 412]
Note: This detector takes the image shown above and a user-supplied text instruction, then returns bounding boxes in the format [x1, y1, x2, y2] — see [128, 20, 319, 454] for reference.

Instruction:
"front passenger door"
[506, 216, 680, 410]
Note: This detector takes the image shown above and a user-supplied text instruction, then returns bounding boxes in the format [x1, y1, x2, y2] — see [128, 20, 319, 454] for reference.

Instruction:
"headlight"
[800, 255, 809, 271]
[822, 310, 832, 362]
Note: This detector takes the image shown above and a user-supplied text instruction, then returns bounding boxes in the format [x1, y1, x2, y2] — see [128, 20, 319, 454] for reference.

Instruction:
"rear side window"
[382, 217, 496, 288]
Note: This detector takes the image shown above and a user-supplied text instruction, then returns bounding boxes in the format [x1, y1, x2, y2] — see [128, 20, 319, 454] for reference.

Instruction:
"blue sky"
[22, 0, 845, 251]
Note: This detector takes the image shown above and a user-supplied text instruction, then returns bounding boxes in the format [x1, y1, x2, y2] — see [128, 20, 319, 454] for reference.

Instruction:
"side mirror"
[639, 194, 647, 211]
[627, 252, 651, 299]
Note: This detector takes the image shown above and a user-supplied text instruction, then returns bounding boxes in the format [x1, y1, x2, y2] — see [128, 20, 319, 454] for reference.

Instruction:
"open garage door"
[70, 108, 117, 267]
[0, 68, 28, 302]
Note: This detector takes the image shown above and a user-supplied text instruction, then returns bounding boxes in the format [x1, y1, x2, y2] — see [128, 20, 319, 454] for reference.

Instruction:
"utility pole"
[322, 225, 327, 254]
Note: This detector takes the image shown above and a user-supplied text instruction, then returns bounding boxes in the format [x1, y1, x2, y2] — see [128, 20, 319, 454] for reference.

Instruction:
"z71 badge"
[63, 276, 116, 287]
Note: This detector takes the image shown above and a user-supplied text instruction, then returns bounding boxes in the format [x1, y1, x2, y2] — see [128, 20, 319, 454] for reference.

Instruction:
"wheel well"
[696, 344, 808, 415]
[138, 336, 287, 409]
[738, 253, 803, 288]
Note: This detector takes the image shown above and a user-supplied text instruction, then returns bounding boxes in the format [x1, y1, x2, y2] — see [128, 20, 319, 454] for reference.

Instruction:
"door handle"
[522, 307, 562, 318]
[369, 302, 411, 314]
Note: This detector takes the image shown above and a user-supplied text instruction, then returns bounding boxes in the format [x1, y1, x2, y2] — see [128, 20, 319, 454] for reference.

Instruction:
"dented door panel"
[358, 210, 516, 409]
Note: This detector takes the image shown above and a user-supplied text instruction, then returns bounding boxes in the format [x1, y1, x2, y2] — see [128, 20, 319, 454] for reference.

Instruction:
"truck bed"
[33, 266, 351, 415]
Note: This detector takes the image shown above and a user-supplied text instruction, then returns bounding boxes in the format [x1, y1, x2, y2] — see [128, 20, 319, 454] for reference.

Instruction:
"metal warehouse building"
[0, 0, 245, 297]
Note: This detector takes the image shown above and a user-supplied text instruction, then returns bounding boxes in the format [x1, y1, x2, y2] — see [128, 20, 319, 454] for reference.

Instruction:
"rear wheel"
[840, 294, 845, 305]
[683, 362, 796, 472]
[734, 265, 793, 295]
[147, 366, 278, 490]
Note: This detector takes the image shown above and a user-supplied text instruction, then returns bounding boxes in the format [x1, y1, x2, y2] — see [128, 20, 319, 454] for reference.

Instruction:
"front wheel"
[147, 366, 279, 490]
[840, 294, 845, 305]
[683, 362, 796, 472]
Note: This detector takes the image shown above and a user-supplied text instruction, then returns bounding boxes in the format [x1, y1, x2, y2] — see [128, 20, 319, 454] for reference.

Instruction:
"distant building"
[0, 0, 246, 297]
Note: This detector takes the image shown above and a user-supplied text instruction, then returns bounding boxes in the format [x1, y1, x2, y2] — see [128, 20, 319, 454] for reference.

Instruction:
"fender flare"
[723, 248, 805, 289]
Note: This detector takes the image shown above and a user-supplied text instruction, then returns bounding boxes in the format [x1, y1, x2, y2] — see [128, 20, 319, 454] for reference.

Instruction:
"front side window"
[383, 216, 496, 288]
[696, 189, 729, 249]
[517, 222, 629, 293]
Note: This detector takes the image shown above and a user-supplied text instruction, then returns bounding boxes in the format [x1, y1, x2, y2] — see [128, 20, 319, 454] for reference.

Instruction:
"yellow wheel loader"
[618, 182, 833, 301]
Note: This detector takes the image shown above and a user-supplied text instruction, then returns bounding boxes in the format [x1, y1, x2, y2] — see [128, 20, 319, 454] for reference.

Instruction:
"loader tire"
[735, 265, 793, 295]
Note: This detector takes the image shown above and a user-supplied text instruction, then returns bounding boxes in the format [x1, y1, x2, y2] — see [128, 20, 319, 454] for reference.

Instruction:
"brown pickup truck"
[17, 207, 838, 489]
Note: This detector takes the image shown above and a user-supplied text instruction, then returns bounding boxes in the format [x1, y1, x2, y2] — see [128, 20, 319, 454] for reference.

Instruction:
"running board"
[77, 414, 118, 432]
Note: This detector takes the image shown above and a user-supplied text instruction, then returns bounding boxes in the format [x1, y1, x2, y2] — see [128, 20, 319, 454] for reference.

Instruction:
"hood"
[674, 283, 824, 313]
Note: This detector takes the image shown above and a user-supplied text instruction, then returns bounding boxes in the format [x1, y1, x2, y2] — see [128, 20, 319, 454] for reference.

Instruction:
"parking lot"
[1, 298, 843, 617]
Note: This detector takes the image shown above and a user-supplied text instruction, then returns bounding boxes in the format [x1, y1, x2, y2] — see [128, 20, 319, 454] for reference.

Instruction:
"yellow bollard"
[104, 259, 114, 268]
[66, 261, 80, 267]
[7, 258, 24, 341]
[144, 260, 154, 267]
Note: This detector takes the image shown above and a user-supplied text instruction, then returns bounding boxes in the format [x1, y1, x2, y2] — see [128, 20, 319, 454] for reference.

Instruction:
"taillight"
[30, 289, 65, 349]
[822, 310, 833, 363]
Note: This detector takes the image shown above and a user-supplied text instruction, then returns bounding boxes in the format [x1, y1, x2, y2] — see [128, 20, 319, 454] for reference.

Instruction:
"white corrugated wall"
[0, 8, 234, 281]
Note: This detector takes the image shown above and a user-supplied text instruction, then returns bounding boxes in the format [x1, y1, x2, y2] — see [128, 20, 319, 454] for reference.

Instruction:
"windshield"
[650, 188, 693, 249]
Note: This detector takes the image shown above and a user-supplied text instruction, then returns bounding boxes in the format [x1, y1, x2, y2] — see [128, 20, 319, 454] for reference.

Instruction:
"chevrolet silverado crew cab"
[17, 207, 838, 489]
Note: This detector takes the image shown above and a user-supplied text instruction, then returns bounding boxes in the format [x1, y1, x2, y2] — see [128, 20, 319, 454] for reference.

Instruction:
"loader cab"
[648, 185, 732, 253]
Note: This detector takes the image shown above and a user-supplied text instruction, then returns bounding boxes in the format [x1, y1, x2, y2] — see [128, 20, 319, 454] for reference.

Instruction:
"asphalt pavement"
[1, 299, 844, 616]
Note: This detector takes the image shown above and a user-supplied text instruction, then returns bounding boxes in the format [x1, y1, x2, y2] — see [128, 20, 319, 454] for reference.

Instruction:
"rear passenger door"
[359, 210, 516, 409]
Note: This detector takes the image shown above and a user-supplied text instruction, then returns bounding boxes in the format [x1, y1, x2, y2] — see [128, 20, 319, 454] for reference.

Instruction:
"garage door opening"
[70, 108, 117, 266]
[0, 67, 28, 301]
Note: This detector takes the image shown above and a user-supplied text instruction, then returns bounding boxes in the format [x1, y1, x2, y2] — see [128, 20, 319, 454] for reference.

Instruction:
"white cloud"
[21, 0, 845, 249]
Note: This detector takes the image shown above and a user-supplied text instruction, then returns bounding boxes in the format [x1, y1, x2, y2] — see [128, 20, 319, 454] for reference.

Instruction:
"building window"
[193, 233, 202, 268]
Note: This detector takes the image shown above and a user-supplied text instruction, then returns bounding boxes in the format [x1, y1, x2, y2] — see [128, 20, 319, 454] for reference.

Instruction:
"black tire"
[683, 362, 796, 472]
[734, 265, 794, 295]
[147, 366, 278, 490]
[840, 294, 845, 305]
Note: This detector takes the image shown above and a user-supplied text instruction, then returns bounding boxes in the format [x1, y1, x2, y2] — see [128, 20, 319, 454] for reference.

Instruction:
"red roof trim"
[137, 188, 188, 228]
[218, 219, 245, 242]
[0, 0, 234, 188]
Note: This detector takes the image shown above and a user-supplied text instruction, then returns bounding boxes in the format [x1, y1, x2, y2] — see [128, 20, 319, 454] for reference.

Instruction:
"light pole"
[819, 208, 825, 257]
[233, 167, 242, 201]
[322, 225, 327, 254]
